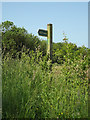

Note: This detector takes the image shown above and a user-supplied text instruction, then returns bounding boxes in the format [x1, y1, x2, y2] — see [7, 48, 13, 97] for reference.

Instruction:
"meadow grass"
[2, 52, 88, 119]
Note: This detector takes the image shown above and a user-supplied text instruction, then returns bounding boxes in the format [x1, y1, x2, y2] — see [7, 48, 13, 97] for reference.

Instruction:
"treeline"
[1, 21, 90, 66]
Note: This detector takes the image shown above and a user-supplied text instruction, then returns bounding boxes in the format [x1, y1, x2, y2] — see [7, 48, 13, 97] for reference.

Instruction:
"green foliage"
[2, 49, 88, 119]
[2, 21, 89, 66]
[40, 40, 47, 55]
[52, 41, 78, 64]
[1, 20, 89, 119]
[2, 21, 14, 32]
[2, 21, 41, 57]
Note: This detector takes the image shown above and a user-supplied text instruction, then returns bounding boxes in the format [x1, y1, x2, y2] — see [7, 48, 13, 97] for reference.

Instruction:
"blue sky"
[2, 2, 88, 48]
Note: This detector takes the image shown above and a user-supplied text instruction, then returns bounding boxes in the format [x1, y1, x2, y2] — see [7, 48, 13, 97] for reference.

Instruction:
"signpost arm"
[47, 24, 52, 60]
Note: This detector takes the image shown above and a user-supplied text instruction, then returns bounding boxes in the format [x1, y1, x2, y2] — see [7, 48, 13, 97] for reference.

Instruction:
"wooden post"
[47, 24, 52, 60]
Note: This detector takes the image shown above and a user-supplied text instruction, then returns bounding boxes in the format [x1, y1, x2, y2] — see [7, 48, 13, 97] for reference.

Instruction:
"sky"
[2, 2, 88, 48]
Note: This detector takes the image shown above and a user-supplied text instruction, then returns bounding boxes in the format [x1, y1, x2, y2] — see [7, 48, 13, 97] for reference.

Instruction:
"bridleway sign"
[38, 29, 47, 37]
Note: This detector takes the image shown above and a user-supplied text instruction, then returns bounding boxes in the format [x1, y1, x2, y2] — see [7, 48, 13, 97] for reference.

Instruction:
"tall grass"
[2, 50, 88, 119]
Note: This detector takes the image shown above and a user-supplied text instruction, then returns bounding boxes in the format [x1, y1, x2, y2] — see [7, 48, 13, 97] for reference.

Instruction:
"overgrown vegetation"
[1, 21, 89, 118]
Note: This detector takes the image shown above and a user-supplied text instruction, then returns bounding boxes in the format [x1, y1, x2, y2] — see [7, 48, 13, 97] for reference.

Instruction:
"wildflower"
[61, 113, 63, 115]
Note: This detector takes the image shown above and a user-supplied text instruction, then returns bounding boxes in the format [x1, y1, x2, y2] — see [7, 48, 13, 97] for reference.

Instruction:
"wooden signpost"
[38, 24, 53, 60]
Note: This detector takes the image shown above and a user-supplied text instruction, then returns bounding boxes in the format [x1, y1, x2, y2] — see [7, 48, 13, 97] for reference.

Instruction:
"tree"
[2, 21, 41, 58]
[2, 21, 14, 33]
